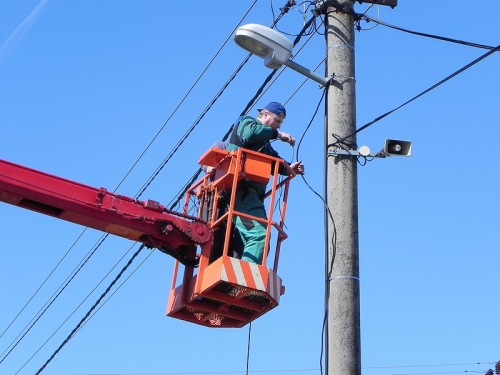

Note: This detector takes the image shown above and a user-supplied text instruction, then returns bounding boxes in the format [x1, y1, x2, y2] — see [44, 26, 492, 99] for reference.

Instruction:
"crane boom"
[0, 158, 211, 266]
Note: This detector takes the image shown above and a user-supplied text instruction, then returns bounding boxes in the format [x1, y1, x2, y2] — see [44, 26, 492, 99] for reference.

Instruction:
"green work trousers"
[233, 185, 267, 264]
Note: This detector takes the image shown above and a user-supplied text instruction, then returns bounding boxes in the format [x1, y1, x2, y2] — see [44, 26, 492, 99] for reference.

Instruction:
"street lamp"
[234, 23, 330, 87]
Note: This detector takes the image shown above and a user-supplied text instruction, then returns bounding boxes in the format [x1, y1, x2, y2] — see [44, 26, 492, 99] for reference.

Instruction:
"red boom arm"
[0, 158, 211, 266]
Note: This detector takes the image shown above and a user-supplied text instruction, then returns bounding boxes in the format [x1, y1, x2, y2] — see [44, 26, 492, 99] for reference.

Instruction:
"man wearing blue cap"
[227, 102, 304, 264]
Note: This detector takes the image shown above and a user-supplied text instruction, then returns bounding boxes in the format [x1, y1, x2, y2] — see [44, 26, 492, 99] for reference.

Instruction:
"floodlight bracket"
[329, 149, 386, 158]
[328, 139, 412, 158]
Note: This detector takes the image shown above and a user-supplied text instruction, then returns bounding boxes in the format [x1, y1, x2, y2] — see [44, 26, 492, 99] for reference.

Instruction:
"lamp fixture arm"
[283, 59, 331, 87]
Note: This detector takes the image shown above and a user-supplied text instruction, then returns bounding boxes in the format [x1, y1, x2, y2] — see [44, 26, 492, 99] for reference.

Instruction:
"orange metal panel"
[241, 153, 271, 184]
[198, 147, 229, 167]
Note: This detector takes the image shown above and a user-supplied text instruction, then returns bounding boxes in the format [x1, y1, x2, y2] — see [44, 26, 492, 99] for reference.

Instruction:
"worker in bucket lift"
[227, 102, 304, 264]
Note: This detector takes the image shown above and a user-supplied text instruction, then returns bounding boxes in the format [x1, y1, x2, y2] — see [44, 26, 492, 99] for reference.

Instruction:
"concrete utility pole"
[325, 2, 361, 375]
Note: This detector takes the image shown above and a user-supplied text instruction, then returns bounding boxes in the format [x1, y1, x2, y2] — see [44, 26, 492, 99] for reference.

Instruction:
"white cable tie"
[328, 275, 360, 281]
[334, 74, 356, 82]
[327, 44, 354, 50]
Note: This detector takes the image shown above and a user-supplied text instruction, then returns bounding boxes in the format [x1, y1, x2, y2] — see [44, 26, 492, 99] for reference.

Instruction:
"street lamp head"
[234, 23, 330, 86]
[234, 23, 293, 69]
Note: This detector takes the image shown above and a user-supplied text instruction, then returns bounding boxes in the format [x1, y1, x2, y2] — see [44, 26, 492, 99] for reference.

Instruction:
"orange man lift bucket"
[166, 147, 295, 327]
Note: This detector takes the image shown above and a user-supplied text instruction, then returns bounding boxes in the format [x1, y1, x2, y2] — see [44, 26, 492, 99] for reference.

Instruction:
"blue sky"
[1, 1, 499, 374]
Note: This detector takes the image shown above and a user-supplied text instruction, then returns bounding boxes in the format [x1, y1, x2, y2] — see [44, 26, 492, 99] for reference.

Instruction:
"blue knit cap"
[257, 102, 286, 118]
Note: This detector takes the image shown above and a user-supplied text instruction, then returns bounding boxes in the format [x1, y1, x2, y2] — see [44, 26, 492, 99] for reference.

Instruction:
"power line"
[16, 243, 143, 373]
[134, 50, 254, 199]
[361, 15, 500, 52]
[329, 43, 500, 146]
[112, 0, 259, 195]
[32, 245, 145, 375]
[20, 360, 500, 375]
[0, 234, 110, 365]
[0, 228, 88, 340]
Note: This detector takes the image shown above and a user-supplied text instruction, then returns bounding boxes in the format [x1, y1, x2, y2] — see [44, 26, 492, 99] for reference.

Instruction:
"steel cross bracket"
[328, 148, 386, 158]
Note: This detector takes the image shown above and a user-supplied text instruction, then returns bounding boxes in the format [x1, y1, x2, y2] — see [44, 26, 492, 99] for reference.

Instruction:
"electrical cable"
[233, 64, 330, 375]
[298, 0, 317, 16]
[362, 14, 500, 52]
[14, 243, 136, 372]
[15, 242, 141, 374]
[0, 228, 88, 340]
[10, 360, 497, 375]
[249, 51, 332, 373]
[112, 0, 259, 195]
[295, 86, 325, 162]
[205, 12, 322, 375]
[271, 0, 318, 37]
[290, 87, 336, 375]
[167, 168, 203, 211]
[355, 4, 378, 31]
[134, 51, 254, 199]
[271, 0, 297, 30]
[32, 245, 145, 375]
[76, 247, 155, 332]
[245, 322, 252, 375]
[322, 5, 500, 51]
[329, 42, 500, 146]
[0, 233, 110, 365]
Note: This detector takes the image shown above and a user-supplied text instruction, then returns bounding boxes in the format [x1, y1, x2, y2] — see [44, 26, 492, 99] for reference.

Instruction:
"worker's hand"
[290, 160, 304, 175]
[278, 131, 296, 147]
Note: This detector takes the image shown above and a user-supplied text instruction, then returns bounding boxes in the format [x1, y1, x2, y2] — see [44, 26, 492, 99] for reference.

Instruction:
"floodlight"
[383, 139, 412, 157]
[234, 23, 330, 86]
